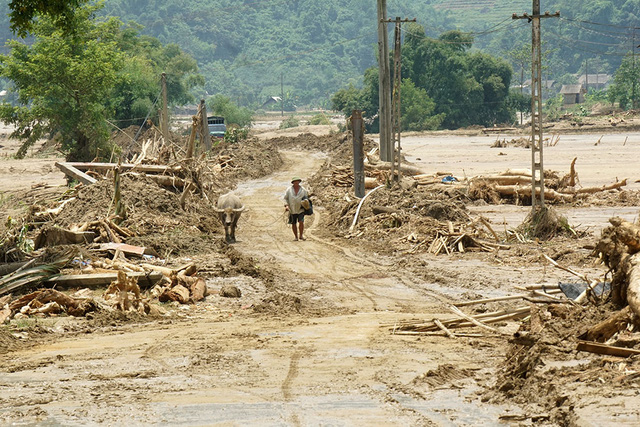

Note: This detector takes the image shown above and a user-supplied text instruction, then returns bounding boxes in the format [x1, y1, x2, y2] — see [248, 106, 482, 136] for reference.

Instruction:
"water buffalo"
[214, 193, 245, 243]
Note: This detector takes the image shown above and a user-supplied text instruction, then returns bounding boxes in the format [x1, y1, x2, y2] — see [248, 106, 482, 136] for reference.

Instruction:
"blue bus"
[207, 116, 226, 139]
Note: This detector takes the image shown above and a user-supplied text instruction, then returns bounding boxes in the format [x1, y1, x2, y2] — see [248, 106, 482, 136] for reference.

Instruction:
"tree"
[0, 4, 124, 160]
[207, 95, 253, 128]
[400, 79, 444, 131]
[8, 0, 86, 37]
[608, 54, 640, 110]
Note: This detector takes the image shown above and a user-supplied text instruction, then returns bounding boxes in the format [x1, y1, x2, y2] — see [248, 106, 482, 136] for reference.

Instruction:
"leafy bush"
[223, 127, 249, 144]
[308, 113, 331, 125]
[207, 94, 253, 128]
[279, 116, 300, 129]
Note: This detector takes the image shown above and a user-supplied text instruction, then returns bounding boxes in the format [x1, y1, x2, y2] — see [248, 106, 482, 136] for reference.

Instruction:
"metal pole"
[351, 110, 365, 198]
[161, 73, 169, 142]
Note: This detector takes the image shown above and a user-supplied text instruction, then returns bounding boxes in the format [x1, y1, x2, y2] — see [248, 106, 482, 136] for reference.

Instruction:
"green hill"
[1, 0, 637, 108]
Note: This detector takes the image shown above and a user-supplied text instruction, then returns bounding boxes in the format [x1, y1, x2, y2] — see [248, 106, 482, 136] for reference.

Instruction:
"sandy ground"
[0, 123, 639, 425]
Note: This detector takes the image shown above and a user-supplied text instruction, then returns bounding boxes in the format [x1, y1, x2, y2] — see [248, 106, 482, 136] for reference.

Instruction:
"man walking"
[283, 177, 309, 241]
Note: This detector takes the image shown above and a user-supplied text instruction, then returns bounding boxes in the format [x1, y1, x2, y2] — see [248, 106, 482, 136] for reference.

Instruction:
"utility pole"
[281, 72, 284, 117]
[377, 0, 392, 162]
[200, 99, 211, 151]
[351, 110, 365, 198]
[513, 2, 559, 211]
[384, 17, 415, 182]
[585, 59, 589, 93]
[161, 73, 169, 142]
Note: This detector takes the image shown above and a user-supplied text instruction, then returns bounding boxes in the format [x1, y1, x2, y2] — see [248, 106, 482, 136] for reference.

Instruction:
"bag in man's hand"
[301, 197, 313, 215]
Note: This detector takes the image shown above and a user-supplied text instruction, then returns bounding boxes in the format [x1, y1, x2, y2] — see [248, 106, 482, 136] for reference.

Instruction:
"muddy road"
[1, 128, 639, 425]
[0, 149, 534, 426]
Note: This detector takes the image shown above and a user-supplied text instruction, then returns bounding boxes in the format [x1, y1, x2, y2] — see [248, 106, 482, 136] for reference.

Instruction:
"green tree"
[608, 54, 640, 110]
[207, 94, 253, 128]
[400, 79, 444, 131]
[8, 0, 86, 37]
[0, 4, 124, 160]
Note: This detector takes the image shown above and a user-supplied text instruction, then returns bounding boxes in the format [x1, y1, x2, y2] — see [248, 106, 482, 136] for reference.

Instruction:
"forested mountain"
[1, 0, 638, 108]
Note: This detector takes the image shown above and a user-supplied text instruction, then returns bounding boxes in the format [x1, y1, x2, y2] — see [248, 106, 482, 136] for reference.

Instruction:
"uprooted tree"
[588, 217, 640, 341]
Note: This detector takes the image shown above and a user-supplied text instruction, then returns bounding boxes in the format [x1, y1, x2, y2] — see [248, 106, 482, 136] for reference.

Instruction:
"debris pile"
[0, 131, 284, 323]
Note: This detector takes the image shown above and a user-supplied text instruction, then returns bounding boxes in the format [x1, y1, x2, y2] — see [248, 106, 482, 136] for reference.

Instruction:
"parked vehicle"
[207, 116, 226, 139]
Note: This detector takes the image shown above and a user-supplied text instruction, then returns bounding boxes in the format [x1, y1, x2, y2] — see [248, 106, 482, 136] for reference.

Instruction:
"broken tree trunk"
[593, 217, 640, 325]
[493, 185, 574, 202]
[365, 162, 426, 176]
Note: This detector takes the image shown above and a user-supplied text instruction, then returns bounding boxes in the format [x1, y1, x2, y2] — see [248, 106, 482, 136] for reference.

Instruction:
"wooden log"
[189, 277, 207, 302]
[499, 168, 531, 177]
[433, 318, 456, 338]
[365, 162, 426, 176]
[568, 157, 577, 187]
[577, 340, 640, 357]
[569, 179, 628, 195]
[63, 162, 182, 175]
[584, 306, 636, 342]
[474, 175, 532, 186]
[455, 294, 528, 307]
[626, 252, 640, 318]
[364, 177, 378, 189]
[34, 227, 95, 249]
[493, 185, 574, 202]
[372, 206, 398, 215]
[448, 305, 499, 333]
[159, 284, 190, 304]
[126, 172, 187, 188]
[44, 271, 163, 289]
[55, 162, 98, 185]
[140, 262, 195, 277]
[609, 217, 640, 254]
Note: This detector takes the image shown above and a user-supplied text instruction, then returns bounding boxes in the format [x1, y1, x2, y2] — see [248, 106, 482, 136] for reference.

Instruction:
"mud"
[0, 122, 639, 425]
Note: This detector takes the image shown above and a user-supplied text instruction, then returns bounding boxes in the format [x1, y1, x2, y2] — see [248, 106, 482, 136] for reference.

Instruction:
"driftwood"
[103, 270, 145, 312]
[577, 340, 640, 357]
[10, 288, 97, 317]
[492, 185, 574, 202]
[584, 306, 636, 342]
[391, 306, 530, 334]
[44, 271, 163, 289]
[590, 217, 640, 338]
[34, 227, 95, 249]
[365, 162, 426, 176]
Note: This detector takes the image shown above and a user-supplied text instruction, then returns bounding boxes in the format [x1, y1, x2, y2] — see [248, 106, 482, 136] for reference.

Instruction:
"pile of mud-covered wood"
[392, 215, 640, 359]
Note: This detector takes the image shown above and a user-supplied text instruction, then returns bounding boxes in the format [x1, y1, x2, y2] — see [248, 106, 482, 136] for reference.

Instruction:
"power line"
[561, 16, 640, 31]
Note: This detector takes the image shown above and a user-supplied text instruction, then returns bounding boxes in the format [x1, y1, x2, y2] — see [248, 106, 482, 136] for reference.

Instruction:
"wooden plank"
[455, 294, 528, 307]
[577, 340, 640, 357]
[55, 162, 97, 185]
[44, 271, 163, 289]
[65, 162, 182, 174]
[99, 242, 158, 257]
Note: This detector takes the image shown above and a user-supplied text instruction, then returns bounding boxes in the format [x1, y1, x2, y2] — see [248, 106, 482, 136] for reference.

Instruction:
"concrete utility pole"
[281, 72, 284, 117]
[377, 0, 392, 162]
[161, 73, 169, 142]
[199, 99, 211, 151]
[384, 17, 416, 182]
[351, 110, 365, 198]
[513, 2, 559, 211]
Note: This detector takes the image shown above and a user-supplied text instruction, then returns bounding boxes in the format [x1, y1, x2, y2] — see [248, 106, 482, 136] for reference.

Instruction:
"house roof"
[578, 73, 611, 84]
[560, 84, 585, 94]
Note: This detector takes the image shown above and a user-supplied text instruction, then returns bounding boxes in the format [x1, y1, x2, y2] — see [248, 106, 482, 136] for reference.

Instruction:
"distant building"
[560, 84, 586, 105]
[577, 73, 611, 91]
[262, 96, 282, 108]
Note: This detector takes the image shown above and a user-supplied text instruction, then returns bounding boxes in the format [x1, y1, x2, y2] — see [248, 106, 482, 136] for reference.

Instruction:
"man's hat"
[291, 177, 302, 183]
